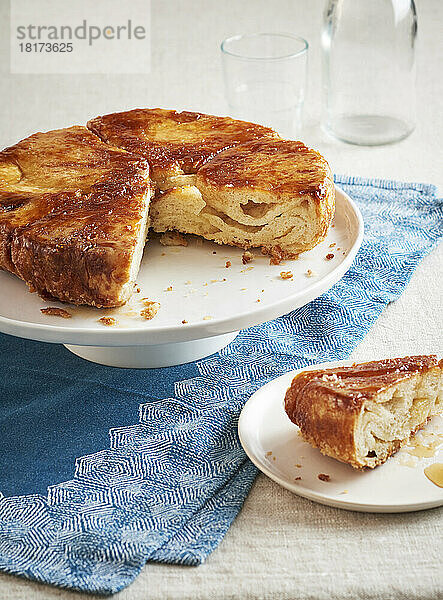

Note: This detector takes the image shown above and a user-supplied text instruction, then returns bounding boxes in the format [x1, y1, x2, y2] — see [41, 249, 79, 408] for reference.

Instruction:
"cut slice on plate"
[0, 126, 151, 307]
[284, 356, 443, 468]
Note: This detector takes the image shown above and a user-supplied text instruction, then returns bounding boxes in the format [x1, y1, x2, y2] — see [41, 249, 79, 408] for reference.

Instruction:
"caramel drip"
[424, 463, 443, 487]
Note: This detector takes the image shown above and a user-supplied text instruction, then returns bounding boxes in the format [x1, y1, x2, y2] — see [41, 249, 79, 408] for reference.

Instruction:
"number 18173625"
[19, 42, 73, 52]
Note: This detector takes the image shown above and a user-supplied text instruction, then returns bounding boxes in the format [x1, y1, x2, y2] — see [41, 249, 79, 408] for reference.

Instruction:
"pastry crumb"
[263, 245, 283, 265]
[265, 451, 273, 456]
[269, 249, 284, 265]
[222, 278, 227, 282]
[202, 315, 213, 320]
[184, 280, 192, 285]
[305, 269, 317, 278]
[98, 316, 117, 326]
[280, 271, 293, 280]
[329, 242, 336, 248]
[295, 464, 302, 468]
[318, 473, 330, 482]
[325, 253, 334, 260]
[140, 301, 160, 320]
[262, 245, 299, 265]
[160, 231, 188, 246]
[181, 319, 188, 324]
[242, 250, 254, 264]
[272, 456, 276, 461]
[40, 307, 71, 318]
[165, 286, 173, 292]
[256, 299, 261, 303]
[340, 490, 349, 494]
[225, 261, 231, 268]
[294, 477, 302, 481]
[142, 298, 158, 306]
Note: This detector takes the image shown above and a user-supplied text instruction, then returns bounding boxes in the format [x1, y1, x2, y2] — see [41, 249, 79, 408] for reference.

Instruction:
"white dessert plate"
[0, 187, 363, 367]
[239, 360, 443, 513]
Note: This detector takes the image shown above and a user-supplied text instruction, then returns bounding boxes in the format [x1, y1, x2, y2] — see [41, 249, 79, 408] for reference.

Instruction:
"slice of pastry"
[284, 356, 442, 468]
[88, 108, 335, 255]
[151, 139, 335, 254]
[0, 126, 151, 307]
[87, 108, 278, 190]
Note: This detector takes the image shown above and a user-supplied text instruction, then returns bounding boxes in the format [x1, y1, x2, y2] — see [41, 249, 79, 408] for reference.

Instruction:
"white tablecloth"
[0, 1, 442, 598]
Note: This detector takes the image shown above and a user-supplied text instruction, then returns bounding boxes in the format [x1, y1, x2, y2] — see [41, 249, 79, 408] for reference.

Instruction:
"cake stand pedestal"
[64, 331, 238, 368]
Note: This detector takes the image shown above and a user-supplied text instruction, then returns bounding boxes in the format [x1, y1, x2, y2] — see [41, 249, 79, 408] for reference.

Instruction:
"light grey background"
[0, 0, 442, 598]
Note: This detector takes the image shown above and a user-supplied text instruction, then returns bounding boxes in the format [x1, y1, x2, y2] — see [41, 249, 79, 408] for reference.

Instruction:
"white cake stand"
[0, 187, 363, 368]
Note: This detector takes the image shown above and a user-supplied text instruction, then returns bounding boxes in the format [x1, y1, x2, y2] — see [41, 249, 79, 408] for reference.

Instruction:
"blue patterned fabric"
[0, 176, 441, 594]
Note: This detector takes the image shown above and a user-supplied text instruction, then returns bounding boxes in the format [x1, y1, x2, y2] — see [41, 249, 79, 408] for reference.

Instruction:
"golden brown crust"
[286, 356, 438, 408]
[285, 356, 440, 468]
[198, 139, 330, 196]
[87, 108, 278, 182]
[0, 126, 150, 307]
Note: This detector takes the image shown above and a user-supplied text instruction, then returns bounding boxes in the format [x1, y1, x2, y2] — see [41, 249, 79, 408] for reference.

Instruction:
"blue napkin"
[0, 176, 441, 594]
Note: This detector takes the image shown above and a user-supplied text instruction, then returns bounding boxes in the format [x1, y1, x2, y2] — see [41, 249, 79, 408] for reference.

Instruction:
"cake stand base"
[64, 331, 239, 369]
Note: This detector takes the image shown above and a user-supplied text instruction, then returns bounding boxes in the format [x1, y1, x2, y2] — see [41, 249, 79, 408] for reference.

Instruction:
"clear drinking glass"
[221, 33, 308, 137]
[322, 0, 417, 145]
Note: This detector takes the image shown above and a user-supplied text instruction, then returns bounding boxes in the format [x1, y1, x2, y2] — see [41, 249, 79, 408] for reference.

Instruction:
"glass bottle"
[322, 0, 417, 145]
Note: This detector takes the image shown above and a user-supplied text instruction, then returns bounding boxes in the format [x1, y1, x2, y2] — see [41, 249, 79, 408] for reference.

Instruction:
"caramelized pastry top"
[0, 126, 149, 250]
[87, 108, 278, 173]
[197, 139, 333, 199]
[287, 356, 439, 409]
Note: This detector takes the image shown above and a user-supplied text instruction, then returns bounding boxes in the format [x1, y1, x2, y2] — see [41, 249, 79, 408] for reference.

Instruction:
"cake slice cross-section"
[284, 356, 442, 468]
[0, 126, 151, 307]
